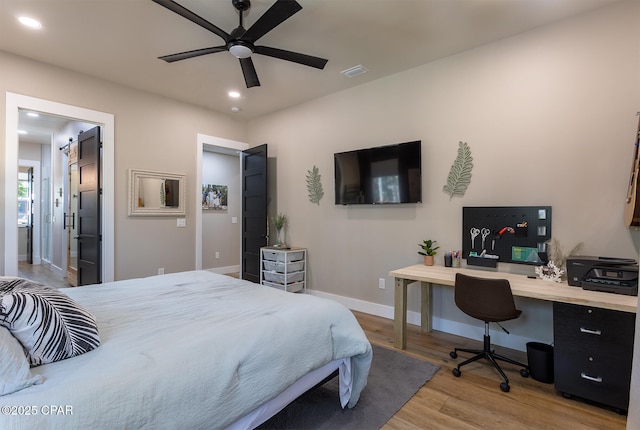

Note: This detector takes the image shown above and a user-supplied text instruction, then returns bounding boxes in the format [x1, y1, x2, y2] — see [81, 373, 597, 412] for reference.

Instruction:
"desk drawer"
[553, 302, 635, 411]
[553, 302, 634, 353]
[555, 353, 631, 411]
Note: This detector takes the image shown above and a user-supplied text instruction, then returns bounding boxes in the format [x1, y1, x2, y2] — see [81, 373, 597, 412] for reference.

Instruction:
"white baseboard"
[41, 260, 64, 277]
[308, 289, 535, 352]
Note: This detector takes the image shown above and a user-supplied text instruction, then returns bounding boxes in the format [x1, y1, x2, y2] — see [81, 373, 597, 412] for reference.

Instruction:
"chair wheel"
[520, 368, 530, 378]
[450, 351, 457, 359]
[500, 382, 510, 392]
[452, 368, 461, 377]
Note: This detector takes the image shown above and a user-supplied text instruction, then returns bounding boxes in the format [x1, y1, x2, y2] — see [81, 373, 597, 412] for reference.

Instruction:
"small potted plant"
[272, 213, 287, 247]
[418, 240, 439, 266]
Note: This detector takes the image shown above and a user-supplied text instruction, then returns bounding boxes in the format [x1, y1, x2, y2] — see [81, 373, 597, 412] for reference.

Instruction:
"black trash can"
[526, 342, 554, 383]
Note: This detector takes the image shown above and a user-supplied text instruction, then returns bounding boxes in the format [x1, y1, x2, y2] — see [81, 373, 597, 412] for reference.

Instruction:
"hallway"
[18, 261, 72, 289]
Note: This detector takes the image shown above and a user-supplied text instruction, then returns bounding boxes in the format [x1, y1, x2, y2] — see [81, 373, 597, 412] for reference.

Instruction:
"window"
[18, 171, 31, 227]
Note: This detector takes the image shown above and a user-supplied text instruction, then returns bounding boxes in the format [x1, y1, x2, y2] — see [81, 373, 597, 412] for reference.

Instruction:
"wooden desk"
[389, 264, 638, 349]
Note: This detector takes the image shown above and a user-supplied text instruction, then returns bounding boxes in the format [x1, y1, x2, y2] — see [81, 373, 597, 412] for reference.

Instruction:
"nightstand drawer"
[262, 249, 305, 263]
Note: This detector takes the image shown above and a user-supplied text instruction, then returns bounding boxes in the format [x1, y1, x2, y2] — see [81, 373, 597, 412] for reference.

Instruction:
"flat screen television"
[334, 140, 421, 205]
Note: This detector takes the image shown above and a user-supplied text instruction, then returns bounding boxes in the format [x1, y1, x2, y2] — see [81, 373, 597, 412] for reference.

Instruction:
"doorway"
[195, 134, 249, 273]
[17, 113, 99, 286]
[4, 92, 114, 282]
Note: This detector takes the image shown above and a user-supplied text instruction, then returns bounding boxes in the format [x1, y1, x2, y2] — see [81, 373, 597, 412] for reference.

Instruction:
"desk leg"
[394, 278, 409, 349]
[421, 281, 432, 333]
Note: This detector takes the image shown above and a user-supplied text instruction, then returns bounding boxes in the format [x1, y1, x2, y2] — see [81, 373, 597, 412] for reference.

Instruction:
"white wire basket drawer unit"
[260, 247, 306, 293]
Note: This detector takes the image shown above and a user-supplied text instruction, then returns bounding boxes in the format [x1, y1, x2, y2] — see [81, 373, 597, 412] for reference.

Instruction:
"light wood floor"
[353, 311, 627, 430]
[18, 261, 72, 288]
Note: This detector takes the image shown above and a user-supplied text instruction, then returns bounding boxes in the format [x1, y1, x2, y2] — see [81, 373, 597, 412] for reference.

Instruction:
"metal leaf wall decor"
[306, 165, 324, 205]
[443, 141, 473, 200]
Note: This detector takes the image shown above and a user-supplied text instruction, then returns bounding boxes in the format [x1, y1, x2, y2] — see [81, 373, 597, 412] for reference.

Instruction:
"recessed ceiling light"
[27, 112, 39, 118]
[228, 91, 241, 98]
[18, 16, 42, 29]
[18, 130, 27, 135]
[231, 107, 241, 113]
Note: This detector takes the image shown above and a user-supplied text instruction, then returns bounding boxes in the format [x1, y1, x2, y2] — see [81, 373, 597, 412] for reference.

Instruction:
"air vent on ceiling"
[340, 65, 368, 78]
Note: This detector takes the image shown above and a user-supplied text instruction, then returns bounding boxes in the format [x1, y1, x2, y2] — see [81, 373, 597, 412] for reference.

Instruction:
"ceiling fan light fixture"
[229, 44, 253, 59]
[152, 0, 328, 88]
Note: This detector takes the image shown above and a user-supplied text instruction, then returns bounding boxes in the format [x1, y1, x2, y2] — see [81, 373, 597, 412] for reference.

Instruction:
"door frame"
[195, 133, 248, 271]
[4, 92, 114, 282]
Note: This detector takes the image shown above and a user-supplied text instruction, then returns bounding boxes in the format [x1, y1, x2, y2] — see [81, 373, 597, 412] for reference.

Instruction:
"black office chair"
[449, 273, 529, 392]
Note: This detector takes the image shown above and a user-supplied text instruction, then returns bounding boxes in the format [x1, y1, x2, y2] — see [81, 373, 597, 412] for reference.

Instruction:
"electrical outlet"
[215, 252, 220, 259]
[158, 268, 164, 275]
[379, 278, 385, 289]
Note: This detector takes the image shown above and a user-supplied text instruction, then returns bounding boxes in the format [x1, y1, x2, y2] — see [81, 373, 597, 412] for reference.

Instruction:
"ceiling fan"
[151, 0, 328, 88]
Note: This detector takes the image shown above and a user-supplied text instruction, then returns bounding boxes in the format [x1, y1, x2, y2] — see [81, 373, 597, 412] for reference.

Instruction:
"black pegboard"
[462, 206, 552, 266]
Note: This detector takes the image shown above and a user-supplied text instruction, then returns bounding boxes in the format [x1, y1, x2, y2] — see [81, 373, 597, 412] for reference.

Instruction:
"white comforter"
[0, 271, 372, 429]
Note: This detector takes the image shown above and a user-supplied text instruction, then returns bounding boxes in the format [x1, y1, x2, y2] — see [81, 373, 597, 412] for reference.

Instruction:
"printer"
[566, 256, 638, 296]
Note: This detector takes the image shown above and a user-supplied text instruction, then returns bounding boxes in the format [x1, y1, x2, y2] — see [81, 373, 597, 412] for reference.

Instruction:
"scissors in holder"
[470, 228, 480, 249]
[481, 228, 490, 249]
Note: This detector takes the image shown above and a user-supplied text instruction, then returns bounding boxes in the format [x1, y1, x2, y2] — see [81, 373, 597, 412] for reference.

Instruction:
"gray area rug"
[257, 344, 440, 429]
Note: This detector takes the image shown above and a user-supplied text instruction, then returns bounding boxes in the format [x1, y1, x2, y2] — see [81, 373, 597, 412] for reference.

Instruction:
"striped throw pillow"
[0, 278, 100, 366]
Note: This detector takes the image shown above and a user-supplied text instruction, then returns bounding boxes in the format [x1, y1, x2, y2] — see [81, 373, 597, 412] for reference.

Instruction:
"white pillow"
[0, 326, 43, 396]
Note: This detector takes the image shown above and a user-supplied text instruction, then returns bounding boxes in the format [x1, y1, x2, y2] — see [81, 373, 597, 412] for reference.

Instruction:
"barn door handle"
[63, 213, 75, 230]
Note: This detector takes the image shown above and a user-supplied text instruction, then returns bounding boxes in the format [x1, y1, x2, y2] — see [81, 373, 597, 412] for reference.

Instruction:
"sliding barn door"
[241, 144, 268, 283]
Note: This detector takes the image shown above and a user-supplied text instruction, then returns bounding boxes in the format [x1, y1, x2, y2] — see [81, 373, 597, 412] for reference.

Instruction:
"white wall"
[247, 0, 640, 351]
[201, 151, 241, 271]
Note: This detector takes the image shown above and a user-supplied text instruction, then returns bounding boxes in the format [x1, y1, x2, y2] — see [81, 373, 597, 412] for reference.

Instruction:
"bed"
[0, 270, 372, 429]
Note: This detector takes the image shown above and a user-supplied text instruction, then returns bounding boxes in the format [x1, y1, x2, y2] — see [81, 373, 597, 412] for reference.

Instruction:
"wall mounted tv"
[334, 140, 422, 205]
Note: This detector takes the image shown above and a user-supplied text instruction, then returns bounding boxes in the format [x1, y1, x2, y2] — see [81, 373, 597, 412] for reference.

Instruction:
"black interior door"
[241, 144, 268, 282]
[76, 126, 101, 285]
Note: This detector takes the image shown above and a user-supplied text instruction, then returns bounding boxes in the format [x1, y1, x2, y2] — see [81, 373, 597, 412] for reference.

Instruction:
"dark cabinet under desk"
[553, 302, 635, 412]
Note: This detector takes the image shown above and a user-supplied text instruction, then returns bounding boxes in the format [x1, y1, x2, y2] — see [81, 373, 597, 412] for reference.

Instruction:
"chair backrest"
[454, 273, 520, 322]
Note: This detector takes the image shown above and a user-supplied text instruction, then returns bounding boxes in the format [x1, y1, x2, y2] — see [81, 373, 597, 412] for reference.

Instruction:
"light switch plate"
[177, 218, 186, 227]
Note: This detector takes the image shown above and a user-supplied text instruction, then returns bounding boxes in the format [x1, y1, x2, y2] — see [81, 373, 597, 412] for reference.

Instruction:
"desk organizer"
[463, 206, 552, 266]
[467, 255, 498, 268]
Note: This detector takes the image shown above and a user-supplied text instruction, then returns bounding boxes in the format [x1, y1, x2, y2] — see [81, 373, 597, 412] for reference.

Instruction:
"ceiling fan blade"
[159, 46, 227, 63]
[240, 58, 261, 88]
[241, 0, 302, 43]
[254, 46, 328, 69]
[151, 0, 230, 42]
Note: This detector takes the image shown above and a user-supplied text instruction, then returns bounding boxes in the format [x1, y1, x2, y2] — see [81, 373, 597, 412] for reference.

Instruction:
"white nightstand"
[260, 247, 306, 293]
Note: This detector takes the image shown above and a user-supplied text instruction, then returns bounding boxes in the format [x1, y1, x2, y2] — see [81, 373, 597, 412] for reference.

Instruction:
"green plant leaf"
[443, 141, 473, 200]
[306, 165, 324, 205]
